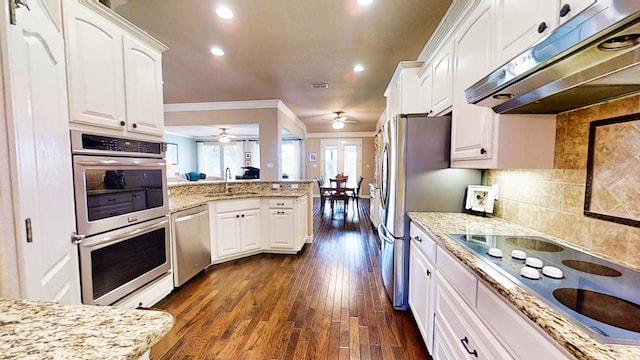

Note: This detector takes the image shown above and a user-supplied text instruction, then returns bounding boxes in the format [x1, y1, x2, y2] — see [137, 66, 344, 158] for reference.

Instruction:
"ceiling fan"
[327, 111, 359, 129]
[216, 128, 236, 143]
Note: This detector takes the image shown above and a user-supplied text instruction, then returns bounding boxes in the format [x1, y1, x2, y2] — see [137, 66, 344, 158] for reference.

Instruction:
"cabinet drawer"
[436, 272, 513, 360]
[476, 282, 571, 360]
[268, 199, 294, 208]
[436, 246, 477, 306]
[215, 199, 261, 213]
[409, 222, 437, 263]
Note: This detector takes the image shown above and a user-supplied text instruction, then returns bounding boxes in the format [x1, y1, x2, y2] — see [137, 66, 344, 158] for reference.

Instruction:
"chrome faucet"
[225, 167, 232, 194]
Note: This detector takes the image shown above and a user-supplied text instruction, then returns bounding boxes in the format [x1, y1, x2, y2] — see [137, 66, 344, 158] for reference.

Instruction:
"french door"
[320, 139, 362, 182]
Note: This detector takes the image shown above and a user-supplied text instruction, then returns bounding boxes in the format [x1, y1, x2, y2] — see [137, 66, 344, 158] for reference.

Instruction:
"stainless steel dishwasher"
[171, 204, 211, 287]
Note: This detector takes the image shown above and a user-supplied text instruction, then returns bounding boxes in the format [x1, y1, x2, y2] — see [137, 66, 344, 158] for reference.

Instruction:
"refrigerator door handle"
[378, 223, 394, 244]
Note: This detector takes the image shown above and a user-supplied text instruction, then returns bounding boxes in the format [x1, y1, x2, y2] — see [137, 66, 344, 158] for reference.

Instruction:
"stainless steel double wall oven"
[71, 131, 170, 306]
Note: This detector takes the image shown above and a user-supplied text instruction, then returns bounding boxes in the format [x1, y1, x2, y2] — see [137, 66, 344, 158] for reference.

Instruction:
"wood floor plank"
[150, 199, 430, 360]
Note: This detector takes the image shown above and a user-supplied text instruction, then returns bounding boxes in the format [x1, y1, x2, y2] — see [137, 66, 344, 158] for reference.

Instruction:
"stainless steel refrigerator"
[378, 113, 481, 310]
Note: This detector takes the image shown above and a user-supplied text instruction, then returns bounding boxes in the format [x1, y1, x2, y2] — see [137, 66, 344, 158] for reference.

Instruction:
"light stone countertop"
[0, 297, 173, 360]
[168, 180, 311, 212]
[407, 212, 640, 360]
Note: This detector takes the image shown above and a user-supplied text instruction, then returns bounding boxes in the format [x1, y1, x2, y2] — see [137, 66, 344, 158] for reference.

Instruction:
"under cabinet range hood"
[466, 0, 640, 114]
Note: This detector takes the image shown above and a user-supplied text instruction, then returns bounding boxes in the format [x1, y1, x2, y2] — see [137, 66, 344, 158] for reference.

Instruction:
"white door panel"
[7, 0, 80, 303]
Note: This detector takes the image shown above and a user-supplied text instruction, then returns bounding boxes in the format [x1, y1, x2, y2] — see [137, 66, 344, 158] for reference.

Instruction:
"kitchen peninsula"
[169, 180, 313, 266]
[408, 212, 640, 360]
[0, 297, 173, 360]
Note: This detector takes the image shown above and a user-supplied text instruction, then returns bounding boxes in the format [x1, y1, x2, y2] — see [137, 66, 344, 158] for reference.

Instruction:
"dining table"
[320, 178, 357, 218]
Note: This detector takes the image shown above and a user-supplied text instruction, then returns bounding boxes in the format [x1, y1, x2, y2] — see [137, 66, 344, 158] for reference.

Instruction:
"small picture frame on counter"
[309, 152, 317, 162]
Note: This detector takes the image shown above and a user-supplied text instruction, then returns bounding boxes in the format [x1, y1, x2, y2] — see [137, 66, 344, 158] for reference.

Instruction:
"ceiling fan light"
[332, 120, 345, 129]
[219, 134, 230, 143]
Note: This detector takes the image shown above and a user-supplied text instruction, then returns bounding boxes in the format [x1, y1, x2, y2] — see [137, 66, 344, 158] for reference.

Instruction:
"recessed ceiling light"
[357, 0, 373, 6]
[210, 46, 225, 56]
[216, 6, 233, 19]
[353, 64, 365, 72]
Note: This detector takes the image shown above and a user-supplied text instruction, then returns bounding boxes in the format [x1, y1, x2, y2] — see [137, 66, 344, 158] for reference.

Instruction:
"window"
[281, 140, 302, 179]
[197, 142, 245, 178]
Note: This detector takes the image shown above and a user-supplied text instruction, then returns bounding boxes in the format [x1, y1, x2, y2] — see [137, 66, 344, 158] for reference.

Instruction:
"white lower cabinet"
[212, 199, 262, 261]
[434, 271, 514, 360]
[266, 197, 307, 252]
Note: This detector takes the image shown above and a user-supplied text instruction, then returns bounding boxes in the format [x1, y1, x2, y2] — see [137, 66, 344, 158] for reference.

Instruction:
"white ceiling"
[112, 0, 451, 132]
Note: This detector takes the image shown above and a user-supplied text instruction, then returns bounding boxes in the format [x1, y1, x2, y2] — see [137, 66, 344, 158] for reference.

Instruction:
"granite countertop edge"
[169, 191, 309, 212]
[407, 212, 639, 360]
[0, 297, 174, 360]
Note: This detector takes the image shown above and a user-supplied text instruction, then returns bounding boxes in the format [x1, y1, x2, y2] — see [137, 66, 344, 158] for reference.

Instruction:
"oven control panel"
[80, 134, 163, 154]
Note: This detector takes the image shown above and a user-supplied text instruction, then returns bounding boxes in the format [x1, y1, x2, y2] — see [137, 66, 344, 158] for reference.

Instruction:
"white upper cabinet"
[495, 0, 557, 66]
[450, 0, 557, 169]
[384, 61, 423, 120]
[451, 1, 495, 163]
[123, 35, 165, 136]
[557, 0, 597, 25]
[417, 64, 433, 114]
[63, 0, 167, 139]
[430, 40, 454, 115]
[64, 2, 126, 131]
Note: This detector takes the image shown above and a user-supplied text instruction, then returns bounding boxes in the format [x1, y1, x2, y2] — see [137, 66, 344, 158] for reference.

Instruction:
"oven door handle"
[74, 159, 166, 167]
[80, 218, 169, 249]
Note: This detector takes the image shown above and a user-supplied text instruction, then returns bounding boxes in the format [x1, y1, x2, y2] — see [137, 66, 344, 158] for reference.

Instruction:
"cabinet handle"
[426, 269, 431, 276]
[559, 3, 571, 17]
[460, 337, 478, 357]
[414, 236, 422, 242]
[120, 121, 126, 126]
[132, 123, 138, 129]
[480, 148, 487, 155]
[537, 22, 547, 34]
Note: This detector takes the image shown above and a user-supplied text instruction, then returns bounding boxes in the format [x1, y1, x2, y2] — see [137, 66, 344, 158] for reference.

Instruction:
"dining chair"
[348, 176, 364, 211]
[330, 179, 350, 221]
[315, 176, 331, 212]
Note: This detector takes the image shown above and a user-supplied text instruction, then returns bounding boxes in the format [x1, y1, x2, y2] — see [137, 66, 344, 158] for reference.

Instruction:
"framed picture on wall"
[244, 152, 251, 159]
[244, 160, 251, 167]
[166, 143, 178, 165]
[309, 152, 317, 162]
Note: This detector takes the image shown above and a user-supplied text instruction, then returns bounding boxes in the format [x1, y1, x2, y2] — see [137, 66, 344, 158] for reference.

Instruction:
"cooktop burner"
[505, 236, 563, 252]
[447, 233, 640, 345]
[562, 260, 622, 277]
[553, 288, 640, 333]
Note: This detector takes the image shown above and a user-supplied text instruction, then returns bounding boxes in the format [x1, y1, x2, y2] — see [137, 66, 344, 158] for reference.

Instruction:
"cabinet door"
[451, 1, 495, 162]
[215, 212, 241, 257]
[6, 0, 80, 303]
[495, 0, 556, 65]
[408, 241, 435, 353]
[431, 41, 454, 115]
[123, 35, 164, 136]
[239, 209, 261, 252]
[557, 0, 596, 25]
[418, 66, 433, 114]
[269, 209, 294, 249]
[64, 0, 126, 130]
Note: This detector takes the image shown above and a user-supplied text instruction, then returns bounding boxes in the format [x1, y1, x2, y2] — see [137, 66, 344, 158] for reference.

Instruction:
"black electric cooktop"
[447, 234, 640, 345]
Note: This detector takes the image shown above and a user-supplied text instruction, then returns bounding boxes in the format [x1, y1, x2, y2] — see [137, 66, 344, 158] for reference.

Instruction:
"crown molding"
[307, 131, 376, 138]
[164, 100, 281, 112]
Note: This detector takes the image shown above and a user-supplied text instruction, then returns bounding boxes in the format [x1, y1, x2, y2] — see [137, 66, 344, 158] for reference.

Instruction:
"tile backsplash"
[486, 94, 640, 269]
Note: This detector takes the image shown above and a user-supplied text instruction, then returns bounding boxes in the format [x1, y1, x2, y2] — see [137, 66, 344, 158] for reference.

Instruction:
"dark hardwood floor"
[150, 198, 430, 359]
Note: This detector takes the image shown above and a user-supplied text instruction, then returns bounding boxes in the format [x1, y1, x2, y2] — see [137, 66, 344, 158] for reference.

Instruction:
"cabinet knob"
[132, 123, 138, 129]
[537, 22, 548, 34]
[414, 236, 422, 242]
[236, 214, 240, 218]
[559, 3, 571, 17]
[120, 121, 126, 126]
[426, 269, 431, 276]
[480, 148, 487, 155]
[460, 337, 478, 357]
[241, 214, 245, 217]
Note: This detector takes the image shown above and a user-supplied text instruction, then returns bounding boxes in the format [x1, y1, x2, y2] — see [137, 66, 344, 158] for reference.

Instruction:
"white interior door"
[5, 0, 81, 303]
[321, 139, 362, 182]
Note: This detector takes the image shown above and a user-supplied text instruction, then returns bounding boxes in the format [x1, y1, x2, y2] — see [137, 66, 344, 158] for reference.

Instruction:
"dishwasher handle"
[175, 209, 208, 224]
